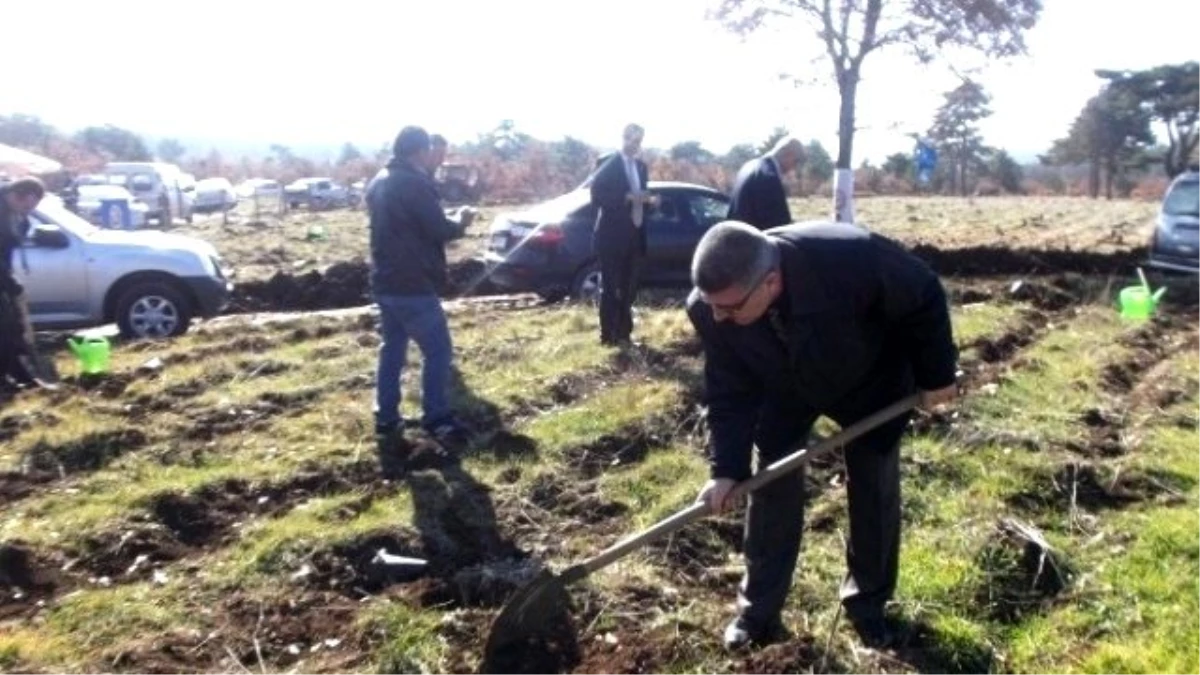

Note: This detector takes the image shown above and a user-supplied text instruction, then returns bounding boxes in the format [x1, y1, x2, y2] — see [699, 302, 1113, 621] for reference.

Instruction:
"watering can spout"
[67, 337, 83, 356]
[1152, 286, 1168, 302]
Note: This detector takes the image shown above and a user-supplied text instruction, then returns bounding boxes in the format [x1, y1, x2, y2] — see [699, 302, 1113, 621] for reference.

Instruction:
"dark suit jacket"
[590, 152, 648, 255]
[728, 156, 792, 230]
[686, 221, 957, 480]
[0, 189, 32, 291]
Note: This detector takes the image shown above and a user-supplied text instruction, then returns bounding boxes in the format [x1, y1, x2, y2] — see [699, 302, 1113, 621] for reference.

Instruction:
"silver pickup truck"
[14, 193, 233, 338]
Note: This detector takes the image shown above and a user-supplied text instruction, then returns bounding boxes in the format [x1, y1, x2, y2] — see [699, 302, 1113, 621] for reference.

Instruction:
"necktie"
[627, 157, 643, 227]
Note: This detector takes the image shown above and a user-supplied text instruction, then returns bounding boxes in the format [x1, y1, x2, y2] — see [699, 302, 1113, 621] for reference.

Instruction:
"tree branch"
[852, 0, 883, 68]
[819, 0, 847, 78]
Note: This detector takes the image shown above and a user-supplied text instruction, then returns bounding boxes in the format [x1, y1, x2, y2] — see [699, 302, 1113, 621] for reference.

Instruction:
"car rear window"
[1164, 179, 1199, 216]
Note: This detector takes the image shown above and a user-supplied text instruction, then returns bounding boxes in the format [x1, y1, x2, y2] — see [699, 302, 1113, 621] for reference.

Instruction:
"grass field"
[1, 196, 1196, 674]
[180, 195, 1158, 283]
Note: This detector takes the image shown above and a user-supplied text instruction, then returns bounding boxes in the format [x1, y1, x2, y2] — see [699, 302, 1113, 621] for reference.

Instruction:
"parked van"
[103, 161, 196, 225]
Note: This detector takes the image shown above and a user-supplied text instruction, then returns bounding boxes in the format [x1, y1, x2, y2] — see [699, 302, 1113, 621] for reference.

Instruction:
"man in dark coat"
[0, 177, 53, 390]
[368, 126, 475, 472]
[687, 220, 958, 650]
[728, 136, 805, 230]
[589, 123, 656, 346]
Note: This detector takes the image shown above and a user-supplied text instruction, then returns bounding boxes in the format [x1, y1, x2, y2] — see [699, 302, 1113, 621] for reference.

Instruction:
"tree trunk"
[1104, 159, 1115, 200]
[1089, 158, 1101, 199]
[1165, 137, 1180, 178]
[833, 72, 859, 223]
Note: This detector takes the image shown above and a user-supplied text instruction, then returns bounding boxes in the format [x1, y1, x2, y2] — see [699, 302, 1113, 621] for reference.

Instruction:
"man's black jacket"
[686, 221, 958, 481]
[367, 159, 464, 296]
[0, 187, 32, 291]
[728, 156, 792, 231]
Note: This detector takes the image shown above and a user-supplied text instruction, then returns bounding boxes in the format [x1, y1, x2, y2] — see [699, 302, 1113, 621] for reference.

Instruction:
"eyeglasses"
[707, 268, 771, 315]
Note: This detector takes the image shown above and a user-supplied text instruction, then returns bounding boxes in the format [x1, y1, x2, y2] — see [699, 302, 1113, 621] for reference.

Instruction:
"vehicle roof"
[647, 180, 727, 195]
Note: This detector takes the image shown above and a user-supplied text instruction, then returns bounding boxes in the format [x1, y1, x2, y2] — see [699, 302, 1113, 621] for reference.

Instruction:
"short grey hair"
[691, 221, 779, 294]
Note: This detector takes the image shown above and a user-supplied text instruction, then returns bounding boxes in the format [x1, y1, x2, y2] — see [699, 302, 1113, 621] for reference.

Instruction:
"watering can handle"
[576, 393, 922, 578]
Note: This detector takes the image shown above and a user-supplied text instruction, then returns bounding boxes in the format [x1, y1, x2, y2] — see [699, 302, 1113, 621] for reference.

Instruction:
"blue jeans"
[374, 294, 453, 430]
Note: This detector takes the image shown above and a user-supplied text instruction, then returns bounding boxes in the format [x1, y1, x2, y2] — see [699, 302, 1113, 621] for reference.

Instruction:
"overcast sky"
[5, 0, 1197, 162]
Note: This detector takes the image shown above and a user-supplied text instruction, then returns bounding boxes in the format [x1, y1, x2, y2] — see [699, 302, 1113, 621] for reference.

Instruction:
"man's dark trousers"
[0, 288, 41, 386]
[737, 400, 912, 627]
[597, 238, 640, 344]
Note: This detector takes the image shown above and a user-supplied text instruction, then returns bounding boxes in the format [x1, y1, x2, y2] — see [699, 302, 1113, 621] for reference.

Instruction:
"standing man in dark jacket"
[589, 123, 657, 346]
[687, 220, 958, 650]
[728, 136, 804, 230]
[368, 126, 475, 471]
[0, 177, 53, 391]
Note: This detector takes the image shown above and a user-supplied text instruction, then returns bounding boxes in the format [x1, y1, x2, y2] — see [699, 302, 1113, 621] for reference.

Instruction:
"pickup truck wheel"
[116, 281, 193, 338]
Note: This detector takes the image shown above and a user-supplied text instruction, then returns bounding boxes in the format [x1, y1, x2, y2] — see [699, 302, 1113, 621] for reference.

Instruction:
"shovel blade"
[484, 569, 572, 659]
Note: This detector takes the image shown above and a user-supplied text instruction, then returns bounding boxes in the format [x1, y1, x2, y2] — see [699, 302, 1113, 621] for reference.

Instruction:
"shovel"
[483, 392, 922, 659]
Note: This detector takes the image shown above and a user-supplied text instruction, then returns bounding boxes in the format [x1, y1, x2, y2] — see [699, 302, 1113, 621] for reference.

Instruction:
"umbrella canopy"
[0, 143, 63, 177]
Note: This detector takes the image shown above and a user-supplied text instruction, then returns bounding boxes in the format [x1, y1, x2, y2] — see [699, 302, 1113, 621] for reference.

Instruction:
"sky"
[5, 0, 1197, 164]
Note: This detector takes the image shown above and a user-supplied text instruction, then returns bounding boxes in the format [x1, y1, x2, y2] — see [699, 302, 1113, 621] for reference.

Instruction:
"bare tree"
[710, 0, 1041, 221]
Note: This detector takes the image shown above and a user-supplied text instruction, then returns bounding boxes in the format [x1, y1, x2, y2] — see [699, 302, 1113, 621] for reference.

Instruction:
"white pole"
[833, 168, 855, 225]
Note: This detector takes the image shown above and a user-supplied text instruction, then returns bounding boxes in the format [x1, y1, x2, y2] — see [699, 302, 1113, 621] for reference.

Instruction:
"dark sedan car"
[478, 181, 730, 301]
[1148, 169, 1199, 274]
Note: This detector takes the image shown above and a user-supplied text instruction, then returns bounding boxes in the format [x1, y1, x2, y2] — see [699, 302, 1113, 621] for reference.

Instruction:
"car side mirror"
[31, 227, 70, 249]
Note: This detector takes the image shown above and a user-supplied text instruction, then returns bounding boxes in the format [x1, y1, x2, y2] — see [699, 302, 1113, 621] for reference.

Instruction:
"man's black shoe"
[722, 615, 783, 651]
[849, 614, 895, 649]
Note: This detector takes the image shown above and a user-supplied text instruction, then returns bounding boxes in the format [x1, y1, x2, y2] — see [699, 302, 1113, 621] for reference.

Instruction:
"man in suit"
[688, 220, 958, 650]
[728, 136, 805, 230]
[589, 123, 657, 346]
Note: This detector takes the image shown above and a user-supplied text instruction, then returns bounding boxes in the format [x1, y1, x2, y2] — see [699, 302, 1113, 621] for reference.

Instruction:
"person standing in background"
[728, 136, 804, 231]
[588, 123, 657, 346]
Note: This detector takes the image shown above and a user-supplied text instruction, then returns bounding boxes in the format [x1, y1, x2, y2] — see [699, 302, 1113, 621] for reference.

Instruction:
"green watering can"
[1118, 285, 1167, 321]
[68, 335, 111, 375]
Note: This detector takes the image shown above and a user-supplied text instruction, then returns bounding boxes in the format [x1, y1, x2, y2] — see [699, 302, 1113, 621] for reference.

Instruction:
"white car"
[103, 161, 196, 225]
[235, 178, 283, 199]
[75, 184, 150, 229]
[193, 177, 239, 214]
[15, 193, 232, 338]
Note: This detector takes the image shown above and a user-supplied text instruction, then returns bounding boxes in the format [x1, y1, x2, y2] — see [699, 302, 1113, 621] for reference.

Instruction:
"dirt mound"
[650, 517, 741, 582]
[153, 460, 386, 548]
[563, 427, 666, 477]
[975, 322, 1039, 363]
[1101, 316, 1178, 395]
[973, 518, 1073, 623]
[736, 635, 825, 673]
[526, 473, 628, 524]
[0, 410, 62, 443]
[480, 612, 582, 674]
[1010, 462, 1189, 514]
[230, 260, 371, 313]
[21, 428, 149, 475]
[118, 591, 367, 673]
[230, 259, 495, 314]
[1007, 278, 1082, 311]
[304, 530, 428, 595]
[183, 388, 323, 440]
[0, 542, 64, 620]
[910, 244, 1145, 277]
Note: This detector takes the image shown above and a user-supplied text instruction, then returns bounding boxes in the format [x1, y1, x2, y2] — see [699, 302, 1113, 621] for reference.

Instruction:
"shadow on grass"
[884, 614, 996, 674]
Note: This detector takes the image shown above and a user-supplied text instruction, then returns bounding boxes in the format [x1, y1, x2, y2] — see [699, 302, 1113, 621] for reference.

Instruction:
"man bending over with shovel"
[687, 220, 958, 650]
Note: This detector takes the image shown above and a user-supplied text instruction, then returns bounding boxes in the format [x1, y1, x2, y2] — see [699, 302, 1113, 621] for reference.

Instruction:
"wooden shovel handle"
[577, 393, 921, 578]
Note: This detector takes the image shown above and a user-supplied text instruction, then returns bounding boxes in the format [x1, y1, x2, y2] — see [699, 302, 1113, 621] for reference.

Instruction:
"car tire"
[115, 281, 193, 339]
[570, 260, 602, 304]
